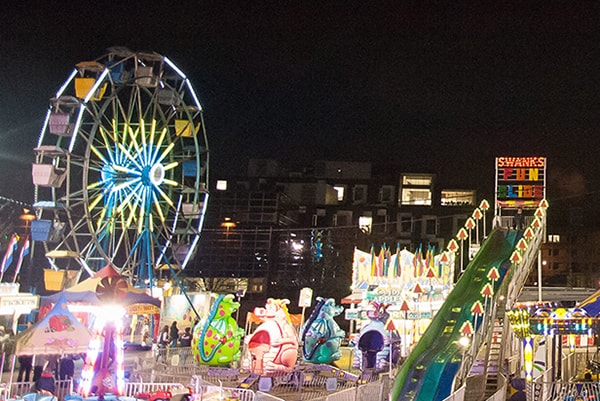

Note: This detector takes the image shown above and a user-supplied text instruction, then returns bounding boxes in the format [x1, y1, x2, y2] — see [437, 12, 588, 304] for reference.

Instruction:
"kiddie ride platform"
[231, 363, 365, 395]
[60, 385, 192, 401]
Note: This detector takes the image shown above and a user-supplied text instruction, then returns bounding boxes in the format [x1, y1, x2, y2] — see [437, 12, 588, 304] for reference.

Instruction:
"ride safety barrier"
[8, 379, 73, 401]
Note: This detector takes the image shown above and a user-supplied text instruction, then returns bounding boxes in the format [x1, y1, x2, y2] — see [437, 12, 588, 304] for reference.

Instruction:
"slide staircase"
[391, 205, 546, 401]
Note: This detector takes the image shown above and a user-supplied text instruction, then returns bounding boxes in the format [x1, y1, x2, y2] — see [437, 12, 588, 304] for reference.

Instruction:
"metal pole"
[459, 239, 464, 272]
[538, 249, 543, 302]
[389, 330, 393, 377]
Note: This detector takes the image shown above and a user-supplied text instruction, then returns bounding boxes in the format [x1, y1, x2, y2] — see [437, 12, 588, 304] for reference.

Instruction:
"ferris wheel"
[31, 47, 209, 287]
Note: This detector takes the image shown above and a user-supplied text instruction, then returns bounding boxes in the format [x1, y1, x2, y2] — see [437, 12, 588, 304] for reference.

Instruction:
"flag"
[382, 244, 389, 277]
[424, 246, 431, 273]
[414, 245, 423, 277]
[370, 244, 376, 276]
[1, 234, 19, 273]
[376, 243, 384, 277]
[425, 245, 436, 278]
[412, 247, 418, 278]
[12, 236, 30, 282]
[394, 243, 401, 278]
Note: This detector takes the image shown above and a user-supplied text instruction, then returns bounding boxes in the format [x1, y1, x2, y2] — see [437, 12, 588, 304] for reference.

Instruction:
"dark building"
[188, 159, 480, 312]
[527, 228, 600, 288]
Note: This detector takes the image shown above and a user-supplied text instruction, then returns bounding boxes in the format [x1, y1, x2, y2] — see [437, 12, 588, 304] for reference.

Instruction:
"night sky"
[2, 2, 600, 212]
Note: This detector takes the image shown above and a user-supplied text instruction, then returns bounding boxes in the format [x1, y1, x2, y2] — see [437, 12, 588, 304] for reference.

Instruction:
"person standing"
[17, 355, 33, 382]
[169, 321, 179, 348]
[141, 317, 150, 346]
[158, 325, 170, 348]
[58, 356, 74, 380]
[33, 355, 47, 382]
[513, 207, 524, 230]
[179, 327, 192, 347]
[0, 326, 9, 353]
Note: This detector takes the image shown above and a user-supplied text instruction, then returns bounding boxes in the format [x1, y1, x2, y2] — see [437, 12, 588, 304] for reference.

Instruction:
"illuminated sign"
[496, 157, 546, 168]
[495, 157, 546, 208]
[497, 185, 544, 198]
[529, 317, 599, 336]
[344, 308, 431, 320]
[126, 303, 160, 315]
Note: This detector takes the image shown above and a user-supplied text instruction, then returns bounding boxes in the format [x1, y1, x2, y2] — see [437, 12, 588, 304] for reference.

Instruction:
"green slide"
[391, 229, 520, 401]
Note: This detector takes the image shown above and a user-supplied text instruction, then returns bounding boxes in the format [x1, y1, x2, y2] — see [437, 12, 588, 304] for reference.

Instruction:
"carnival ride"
[301, 297, 345, 365]
[26, 47, 209, 400]
[243, 298, 299, 376]
[191, 293, 244, 367]
[391, 203, 547, 401]
[31, 47, 209, 288]
[352, 301, 400, 373]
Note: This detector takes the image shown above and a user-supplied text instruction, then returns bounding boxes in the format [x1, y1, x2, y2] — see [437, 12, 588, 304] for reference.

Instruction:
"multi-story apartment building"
[188, 159, 479, 307]
[527, 228, 600, 288]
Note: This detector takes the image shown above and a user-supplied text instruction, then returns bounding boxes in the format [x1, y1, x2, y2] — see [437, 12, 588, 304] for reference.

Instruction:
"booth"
[343, 245, 455, 355]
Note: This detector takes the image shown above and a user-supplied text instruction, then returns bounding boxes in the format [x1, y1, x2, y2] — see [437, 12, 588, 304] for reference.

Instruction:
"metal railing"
[7, 379, 73, 401]
[153, 346, 197, 367]
[530, 382, 600, 401]
[123, 381, 187, 397]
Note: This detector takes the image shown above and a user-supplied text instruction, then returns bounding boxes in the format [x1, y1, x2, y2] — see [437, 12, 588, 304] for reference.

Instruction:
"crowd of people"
[156, 321, 193, 349]
[14, 354, 78, 395]
[5, 316, 197, 395]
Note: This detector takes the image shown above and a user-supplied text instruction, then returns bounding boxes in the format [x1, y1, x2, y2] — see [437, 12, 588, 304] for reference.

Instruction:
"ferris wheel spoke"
[115, 181, 144, 214]
[155, 143, 175, 165]
[149, 127, 169, 163]
[150, 190, 167, 224]
[136, 188, 149, 234]
[125, 125, 145, 163]
[98, 127, 117, 156]
[90, 144, 112, 166]
[153, 185, 175, 209]
[148, 119, 157, 158]
[115, 142, 145, 172]
[88, 191, 105, 212]
[111, 178, 141, 198]
[111, 164, 141, 177]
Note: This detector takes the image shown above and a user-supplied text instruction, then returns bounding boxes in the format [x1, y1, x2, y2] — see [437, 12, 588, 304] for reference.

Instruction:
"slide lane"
[392, 229, 520, 401]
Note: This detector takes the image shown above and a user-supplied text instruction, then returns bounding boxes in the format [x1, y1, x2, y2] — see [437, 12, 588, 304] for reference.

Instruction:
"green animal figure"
[191, 293, 244, 366]
[301, 297, 345, 364]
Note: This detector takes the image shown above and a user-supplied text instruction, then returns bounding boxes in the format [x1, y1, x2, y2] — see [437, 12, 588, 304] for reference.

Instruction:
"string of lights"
[201, 211, 478, 234]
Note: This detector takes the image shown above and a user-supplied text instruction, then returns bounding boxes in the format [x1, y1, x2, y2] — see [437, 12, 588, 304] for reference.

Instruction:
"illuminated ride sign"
[495, 156, 546, 209]
[508, 306, 599, 337]
[529, 316, 597, 336]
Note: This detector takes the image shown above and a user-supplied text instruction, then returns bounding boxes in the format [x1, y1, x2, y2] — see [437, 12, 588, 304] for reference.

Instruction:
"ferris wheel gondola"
[31, 47, 209, 288]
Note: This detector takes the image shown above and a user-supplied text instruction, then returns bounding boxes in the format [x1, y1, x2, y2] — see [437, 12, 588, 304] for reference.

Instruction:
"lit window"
[547, 234, 560, 243]
[333, 186, 345, 201]
[216, 180, 227, 191]
[401, 189, 432, 206]
[402, 174, 433, 186]
[441, 190, 476, 206]
[359, 216, 372, 233]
